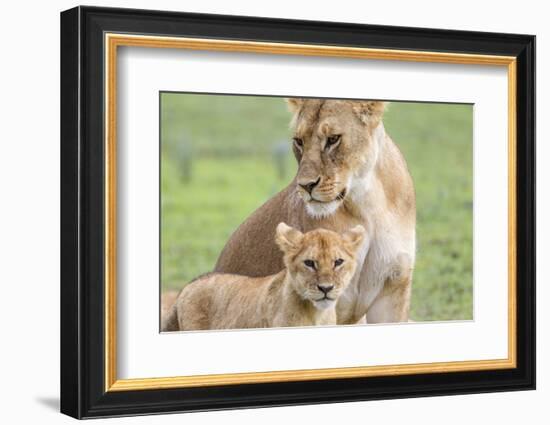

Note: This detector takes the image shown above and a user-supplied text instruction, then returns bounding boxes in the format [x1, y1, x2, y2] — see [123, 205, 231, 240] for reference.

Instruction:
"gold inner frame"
[104, 33, 517, 392]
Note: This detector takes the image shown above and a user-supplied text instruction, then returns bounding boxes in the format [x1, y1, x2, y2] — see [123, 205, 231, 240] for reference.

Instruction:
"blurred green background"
[160, 93, 473, 321]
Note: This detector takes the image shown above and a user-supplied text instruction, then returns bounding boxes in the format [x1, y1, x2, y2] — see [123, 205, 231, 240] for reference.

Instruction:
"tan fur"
[162, 225, 366, 331]
[215, 99, 416, 324]
[161, 290, 179, 315]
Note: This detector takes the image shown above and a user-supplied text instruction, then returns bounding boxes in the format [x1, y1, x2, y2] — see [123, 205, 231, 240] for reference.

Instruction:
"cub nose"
[317, 284, 334, 294]
[299, 177, 320, 194]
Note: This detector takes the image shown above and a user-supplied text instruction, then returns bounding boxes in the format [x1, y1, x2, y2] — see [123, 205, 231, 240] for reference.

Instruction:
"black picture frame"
[60, 5, 535, 419]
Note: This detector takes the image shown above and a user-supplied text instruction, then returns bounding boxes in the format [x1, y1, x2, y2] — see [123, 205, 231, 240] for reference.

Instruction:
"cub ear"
[343, 225, 367, 252]
[286, 97, 305, 114]
[275, 222, 304, 254]
[351, 101, 387, 126]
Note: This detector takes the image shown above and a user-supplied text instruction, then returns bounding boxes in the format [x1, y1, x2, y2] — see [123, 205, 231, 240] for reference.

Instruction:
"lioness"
[215, 99, 416, 324]
[162, 223, 366, 331]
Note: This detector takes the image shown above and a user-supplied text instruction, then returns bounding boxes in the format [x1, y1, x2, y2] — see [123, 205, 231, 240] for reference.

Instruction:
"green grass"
[385, 103, 473, 320]
[161, 93, 292, 156]
[161, 94, 473, 322]
[161, 155, 297, 289]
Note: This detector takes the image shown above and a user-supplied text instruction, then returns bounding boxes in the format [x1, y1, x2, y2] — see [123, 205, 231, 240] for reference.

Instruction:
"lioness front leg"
[366, 254, 413, 323]
[355, 315, 367, 324]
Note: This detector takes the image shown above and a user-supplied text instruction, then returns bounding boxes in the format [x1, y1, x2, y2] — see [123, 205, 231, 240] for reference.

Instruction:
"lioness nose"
[299, 177, 320, 194]
[317, 284, 334, 294]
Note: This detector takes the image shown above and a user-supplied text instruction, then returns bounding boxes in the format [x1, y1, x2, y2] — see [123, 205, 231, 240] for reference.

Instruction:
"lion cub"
[162, 223, 367, 331]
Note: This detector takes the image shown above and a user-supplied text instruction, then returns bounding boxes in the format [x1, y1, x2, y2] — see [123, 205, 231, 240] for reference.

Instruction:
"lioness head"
[275, 222, 367, 310]
[287, 98, 387, 218]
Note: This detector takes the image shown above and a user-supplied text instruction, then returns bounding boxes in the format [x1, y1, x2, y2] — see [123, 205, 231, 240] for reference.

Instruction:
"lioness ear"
[275, 222, 304, 254]
[351, 101, 387, 126]
[286, 97, 305, 114]
[343, 225, 367, 252]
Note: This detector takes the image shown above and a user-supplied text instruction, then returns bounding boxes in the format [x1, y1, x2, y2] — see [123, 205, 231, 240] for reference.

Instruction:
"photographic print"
[160, 94, 473, 332]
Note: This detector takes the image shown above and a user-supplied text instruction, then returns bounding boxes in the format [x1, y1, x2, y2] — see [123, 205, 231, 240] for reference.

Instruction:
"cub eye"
[334, 258, 344, 267]
[293, 137, 304, 150]
[304, 259, 316, 269]
[325, 135, 341, 149]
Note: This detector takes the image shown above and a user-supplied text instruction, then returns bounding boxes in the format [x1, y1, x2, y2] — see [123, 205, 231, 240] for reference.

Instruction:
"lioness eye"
[334, 258, 344, 267]
[293, 137, 304, 149]
[326, 135, 341, 149]
[304, 259, 316, 269]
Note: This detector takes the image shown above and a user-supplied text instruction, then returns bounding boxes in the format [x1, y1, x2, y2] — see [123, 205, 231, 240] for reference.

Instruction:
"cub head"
[286, 98, 387, 218]
[275, 222, 367, 310]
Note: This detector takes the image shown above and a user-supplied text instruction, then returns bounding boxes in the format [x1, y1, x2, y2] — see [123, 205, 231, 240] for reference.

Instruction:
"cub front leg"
[366, 253, 413, 323]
